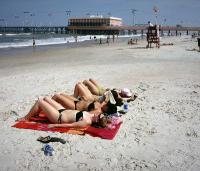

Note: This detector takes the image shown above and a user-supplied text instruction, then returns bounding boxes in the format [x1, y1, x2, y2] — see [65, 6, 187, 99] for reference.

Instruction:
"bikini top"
[87, 101, 95, 111]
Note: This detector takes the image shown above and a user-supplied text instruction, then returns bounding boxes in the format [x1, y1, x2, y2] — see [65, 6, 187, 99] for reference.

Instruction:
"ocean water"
[0, 33, 91, 48]
[0, 32, 141, 49]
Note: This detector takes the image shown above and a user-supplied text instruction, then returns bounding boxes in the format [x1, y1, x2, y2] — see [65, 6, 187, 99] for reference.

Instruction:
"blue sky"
[0, 0, 199, 26]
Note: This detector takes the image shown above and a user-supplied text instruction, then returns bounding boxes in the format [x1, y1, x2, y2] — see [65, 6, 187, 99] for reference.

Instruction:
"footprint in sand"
[137, 82, 150, 92]
[146, 127, 157, 135]
[185, 128, 198, 138]
[129, 157, 158, 170]
[76, 162, 87, 169]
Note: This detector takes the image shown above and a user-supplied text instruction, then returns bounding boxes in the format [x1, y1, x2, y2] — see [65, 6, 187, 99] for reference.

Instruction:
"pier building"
[67, 16, 122, 35]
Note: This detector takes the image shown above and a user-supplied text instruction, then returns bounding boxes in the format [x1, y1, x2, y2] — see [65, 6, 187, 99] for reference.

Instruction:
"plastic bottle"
[43, 144, 54, 156]
[123, 100, 129, 113]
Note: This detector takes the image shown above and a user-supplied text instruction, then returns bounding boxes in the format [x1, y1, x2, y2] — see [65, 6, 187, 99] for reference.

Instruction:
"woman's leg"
[73, 82, 93, 100]
[83, 80, 99, 95]
[89, 78, 101, 88]
[60, 93, 77, 101]
[22, 99, 41, 120]
[38, 98, 61, 123]
[89, 79, 108, 95]
[53, 93, 76, 101]
[21, 98, 60, 123]
[44, 97, 65, 110]
[51, 94, 75, 109]
[73, 82, 81, 98]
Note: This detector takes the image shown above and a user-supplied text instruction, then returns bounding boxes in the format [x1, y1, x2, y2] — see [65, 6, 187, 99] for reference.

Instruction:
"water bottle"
[43, 144, 54, 156]
[123, 100, 129, 113]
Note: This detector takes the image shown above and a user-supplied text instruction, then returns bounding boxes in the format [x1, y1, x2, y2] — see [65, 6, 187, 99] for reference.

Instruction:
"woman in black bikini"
[52, 83, 118, 115]
[52, 93, 96, 112]
[18, 97, 108, 128]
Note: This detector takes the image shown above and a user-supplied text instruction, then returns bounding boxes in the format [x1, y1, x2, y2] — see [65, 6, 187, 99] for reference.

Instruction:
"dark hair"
[91, 115, 108, 128]
[87, 102, 95, 111]
[98, 116, 108, 128]
[106, 101, 117, 114]
[111, 90, 124, 106]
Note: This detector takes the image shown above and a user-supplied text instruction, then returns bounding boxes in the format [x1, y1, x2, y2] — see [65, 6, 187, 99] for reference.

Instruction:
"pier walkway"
[0, 26, 200, 36]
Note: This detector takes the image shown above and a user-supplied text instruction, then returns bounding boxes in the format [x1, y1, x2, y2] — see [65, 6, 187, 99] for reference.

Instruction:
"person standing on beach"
[99, 38, 102, 45]
[33, 37, 36, 47]
[112, 35, 115, 42]
[106, 36, 110, 45]
[197, 37, 200, 52]
[74, 35, 78, 43]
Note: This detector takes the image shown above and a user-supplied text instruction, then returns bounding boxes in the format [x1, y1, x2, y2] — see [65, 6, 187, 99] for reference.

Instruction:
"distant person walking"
[99, 38, 102, 45]
[74, 36, 78, 43]
[33, 37, 36, 47]
[94, 36, 97, 41]
[106, 36, 110, 45]
[197, 38, 200, 52]
[112, 35, 115, 43]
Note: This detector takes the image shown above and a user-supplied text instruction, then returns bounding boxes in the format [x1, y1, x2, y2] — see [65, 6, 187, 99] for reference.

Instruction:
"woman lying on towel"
[73, 82, 124, 106]
[52, 92, 117, 115]
[18, 97, 111, 128]
[83, 78, 137, 103]
[52, 82, 119, 114]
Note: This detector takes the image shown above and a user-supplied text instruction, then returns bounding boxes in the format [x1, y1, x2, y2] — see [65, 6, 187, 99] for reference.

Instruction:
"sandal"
[37, 136, 66, 144]
[48, 137, 66, 144]
[37, 136, 51, 143]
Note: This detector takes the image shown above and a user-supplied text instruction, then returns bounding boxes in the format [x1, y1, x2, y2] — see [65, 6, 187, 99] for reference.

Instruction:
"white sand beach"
[0, 36, 200, 171]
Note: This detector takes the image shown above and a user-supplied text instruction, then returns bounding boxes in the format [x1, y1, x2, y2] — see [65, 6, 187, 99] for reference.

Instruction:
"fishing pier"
[0, 25, 200, 36]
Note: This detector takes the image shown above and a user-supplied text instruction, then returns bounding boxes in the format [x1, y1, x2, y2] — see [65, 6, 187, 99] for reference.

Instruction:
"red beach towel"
[12, 113, 122, 140]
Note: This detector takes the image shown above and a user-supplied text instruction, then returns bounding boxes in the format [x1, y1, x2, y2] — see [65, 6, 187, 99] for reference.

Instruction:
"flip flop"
[48, 137, 66, 144]
[37, 136, 66, 144]
[37, 136, 51, 143]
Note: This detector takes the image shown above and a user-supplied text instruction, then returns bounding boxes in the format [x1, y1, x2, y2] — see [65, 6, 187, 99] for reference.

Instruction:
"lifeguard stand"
[146, 25, 160, 48]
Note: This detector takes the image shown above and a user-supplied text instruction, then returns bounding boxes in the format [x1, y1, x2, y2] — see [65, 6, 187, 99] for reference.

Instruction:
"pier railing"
[0, 26, 67, 34]
[0, 25, 200, 35]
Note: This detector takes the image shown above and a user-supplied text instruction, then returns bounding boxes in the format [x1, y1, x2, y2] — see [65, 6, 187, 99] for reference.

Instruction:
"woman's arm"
[48, 120, 90, 129]
[92, 95, 100, 102]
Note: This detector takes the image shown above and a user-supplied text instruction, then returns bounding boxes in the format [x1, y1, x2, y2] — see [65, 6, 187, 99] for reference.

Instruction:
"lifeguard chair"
[146, 25, 160, 48]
